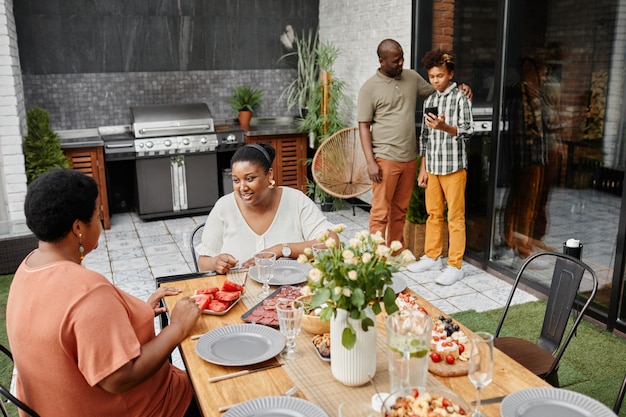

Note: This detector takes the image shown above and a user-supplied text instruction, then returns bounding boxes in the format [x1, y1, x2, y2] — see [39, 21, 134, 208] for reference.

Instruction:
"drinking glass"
[468, 332, 494, 417]
[254, 252, 276, 298]
[276, 298, 304, 360]
[386, 309, 432, 393]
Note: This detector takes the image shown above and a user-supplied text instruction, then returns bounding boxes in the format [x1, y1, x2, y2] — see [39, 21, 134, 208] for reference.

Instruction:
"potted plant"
[404, 156, 448, 258]
[298, 41, 351, 211]
[278, 26, 318, 117]
[298, 225, 415, 385]
[22, 107, 71, 184]
[227, 86, 264, 131]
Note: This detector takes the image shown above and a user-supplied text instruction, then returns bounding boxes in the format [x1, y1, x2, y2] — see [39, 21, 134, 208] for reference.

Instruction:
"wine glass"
[276, 298, 304, 360]
[468, 331, 494, 417]
[254, 252, 276, 298]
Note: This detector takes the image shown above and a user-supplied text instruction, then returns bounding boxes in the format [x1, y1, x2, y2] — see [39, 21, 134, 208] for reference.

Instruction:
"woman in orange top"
[7, 168, 201, 417]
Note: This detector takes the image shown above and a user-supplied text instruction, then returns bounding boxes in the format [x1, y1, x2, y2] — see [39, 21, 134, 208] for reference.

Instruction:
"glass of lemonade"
[385, 309, 433, 393]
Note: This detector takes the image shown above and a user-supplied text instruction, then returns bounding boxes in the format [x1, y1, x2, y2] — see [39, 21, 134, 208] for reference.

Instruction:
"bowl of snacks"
[380, 386, 469, 417]
[296, 294, 330, 335]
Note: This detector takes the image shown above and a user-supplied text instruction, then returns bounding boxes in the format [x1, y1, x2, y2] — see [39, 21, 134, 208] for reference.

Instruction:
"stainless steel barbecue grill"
[100, 102, 245, 220]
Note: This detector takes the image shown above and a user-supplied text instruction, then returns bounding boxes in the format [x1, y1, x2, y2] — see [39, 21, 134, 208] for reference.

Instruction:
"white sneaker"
[407, 255, 442, 273]
[436, 266, 464, 286]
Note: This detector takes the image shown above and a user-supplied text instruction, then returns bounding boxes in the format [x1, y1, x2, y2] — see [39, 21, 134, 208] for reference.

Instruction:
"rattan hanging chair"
[311, 127, 372, 199]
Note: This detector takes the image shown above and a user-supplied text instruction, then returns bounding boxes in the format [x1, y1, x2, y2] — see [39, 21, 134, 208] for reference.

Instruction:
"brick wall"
[432, 0, 454, 50]
[319, 0, 413, 124]
[0, 0, 28, 237]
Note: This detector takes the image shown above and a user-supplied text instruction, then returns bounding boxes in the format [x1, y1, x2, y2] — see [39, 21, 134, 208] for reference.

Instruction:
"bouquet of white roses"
[298, 225, 416, 348]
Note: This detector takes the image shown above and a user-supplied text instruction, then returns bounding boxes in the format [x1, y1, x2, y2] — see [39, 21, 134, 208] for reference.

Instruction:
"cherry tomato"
[430, 352, 441, 362]
[458, 344, 465, 354]
[412, 388, 419, 398]
[445, 354, 455, 364]
[418, 306, 430, 315]
[442, 398, 453, 407]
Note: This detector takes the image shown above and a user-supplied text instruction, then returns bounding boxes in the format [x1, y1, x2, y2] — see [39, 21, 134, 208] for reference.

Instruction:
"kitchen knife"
[471, 395, 506, 405]
[208, 363, 283, 383]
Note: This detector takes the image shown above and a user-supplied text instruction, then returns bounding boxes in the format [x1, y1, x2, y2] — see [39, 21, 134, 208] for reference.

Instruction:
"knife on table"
[472, 395, 506, 405]
[208, 363, 283, 383]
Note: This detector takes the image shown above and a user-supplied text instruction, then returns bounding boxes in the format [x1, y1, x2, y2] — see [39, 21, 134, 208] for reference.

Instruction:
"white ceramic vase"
[330, 307, 377, 386]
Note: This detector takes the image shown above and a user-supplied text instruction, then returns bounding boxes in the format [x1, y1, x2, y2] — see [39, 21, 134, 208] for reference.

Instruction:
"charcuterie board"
[241, 286, 302, 327]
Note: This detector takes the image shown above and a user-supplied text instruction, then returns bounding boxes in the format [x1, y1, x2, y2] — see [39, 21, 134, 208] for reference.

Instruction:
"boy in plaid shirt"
[407, 49, 474, 285]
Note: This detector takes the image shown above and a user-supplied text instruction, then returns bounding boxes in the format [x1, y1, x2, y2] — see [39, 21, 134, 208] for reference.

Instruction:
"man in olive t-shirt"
[357, 39, 435, 248]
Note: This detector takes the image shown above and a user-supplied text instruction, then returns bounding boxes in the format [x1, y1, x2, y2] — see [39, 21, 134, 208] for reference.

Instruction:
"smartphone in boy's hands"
[424, 106, 438, 117]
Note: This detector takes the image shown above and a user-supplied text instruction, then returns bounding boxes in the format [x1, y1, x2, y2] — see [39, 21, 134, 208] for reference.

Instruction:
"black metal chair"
[614, 374, 626, 414]
[0, 344, 41, 417]
[190, 224, 205, 272]
[494, 252, 598, 387]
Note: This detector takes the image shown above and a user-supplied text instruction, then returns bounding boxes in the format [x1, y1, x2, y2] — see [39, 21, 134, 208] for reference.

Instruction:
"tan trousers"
[424, 169, 467, 268]
[369, 158, 417, 247]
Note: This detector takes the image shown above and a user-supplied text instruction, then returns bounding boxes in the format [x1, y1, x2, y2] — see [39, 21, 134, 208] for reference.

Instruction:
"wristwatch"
[281, 243, 292, 258]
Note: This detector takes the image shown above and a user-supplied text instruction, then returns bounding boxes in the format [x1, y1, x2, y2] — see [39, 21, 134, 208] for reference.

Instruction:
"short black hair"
[421, 49, 455, 72]
[24, 169, 99, 242]
[230, 143, 276, 173]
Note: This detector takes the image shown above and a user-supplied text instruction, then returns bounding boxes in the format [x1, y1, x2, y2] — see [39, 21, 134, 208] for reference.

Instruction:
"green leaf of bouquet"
[351, 287, 365, 308]
[342, 326, 356, 349]
[371, 301, 382, 315]
[384, 287, 399, 315]
[311, 289, 329, 309]
[361, 316, 374, 331]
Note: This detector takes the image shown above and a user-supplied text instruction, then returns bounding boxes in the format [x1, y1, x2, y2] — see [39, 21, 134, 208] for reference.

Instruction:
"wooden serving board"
[428, 358, 469, 377]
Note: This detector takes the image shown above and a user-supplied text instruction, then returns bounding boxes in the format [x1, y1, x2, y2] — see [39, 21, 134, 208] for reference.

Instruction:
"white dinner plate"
[223, 396, 328, 417]
[196, 324, 285, 366]
[501, 387, 617, 417]
[249, 259, 311, 286]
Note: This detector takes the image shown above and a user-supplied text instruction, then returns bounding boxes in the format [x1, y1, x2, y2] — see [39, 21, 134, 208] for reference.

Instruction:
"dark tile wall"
[23, 69, 296, 130]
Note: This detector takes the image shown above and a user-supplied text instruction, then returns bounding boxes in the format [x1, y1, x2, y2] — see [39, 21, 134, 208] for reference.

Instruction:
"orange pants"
[424, 169, 467, 268]
[369, 158, 417, 247]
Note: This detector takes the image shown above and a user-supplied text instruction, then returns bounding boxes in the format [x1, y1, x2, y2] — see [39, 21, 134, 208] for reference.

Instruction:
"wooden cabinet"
[245, 132, 308, 193]
[63, 146, 111, 229]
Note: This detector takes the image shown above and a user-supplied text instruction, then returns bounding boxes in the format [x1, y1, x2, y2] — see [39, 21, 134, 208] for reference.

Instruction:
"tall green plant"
[298, 41, 350, 148]
[278, 28, 318, 117]
[22, 107, 71, 184]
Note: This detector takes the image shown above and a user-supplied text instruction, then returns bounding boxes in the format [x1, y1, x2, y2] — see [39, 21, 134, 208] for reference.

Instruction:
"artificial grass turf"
[452, 300, 626, 416]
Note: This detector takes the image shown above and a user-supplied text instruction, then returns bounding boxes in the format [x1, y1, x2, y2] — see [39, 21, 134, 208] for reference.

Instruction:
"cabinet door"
[246, 133, 307, 193]
[64, 147, 111, 229]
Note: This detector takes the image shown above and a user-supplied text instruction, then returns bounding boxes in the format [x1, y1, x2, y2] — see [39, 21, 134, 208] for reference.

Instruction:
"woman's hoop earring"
[268, 179, 276, 189]
[78, 233, 85, 261]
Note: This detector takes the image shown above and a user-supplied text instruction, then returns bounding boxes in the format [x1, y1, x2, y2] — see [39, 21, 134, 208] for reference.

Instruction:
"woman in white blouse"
[196, 142, 338, 274]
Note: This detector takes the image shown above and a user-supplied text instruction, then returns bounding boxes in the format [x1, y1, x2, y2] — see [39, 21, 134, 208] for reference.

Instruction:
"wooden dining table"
[160, 270, 550, 417]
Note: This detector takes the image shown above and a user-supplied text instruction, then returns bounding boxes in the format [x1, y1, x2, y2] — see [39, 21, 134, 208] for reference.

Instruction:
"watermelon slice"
[190, 294, 213, 311]
[215, 291, 240, 303]
[206, 299, 230, 312]
[222, 280, 245, 294]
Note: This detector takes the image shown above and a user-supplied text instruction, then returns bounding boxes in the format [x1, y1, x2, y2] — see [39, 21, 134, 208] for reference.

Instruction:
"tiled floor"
[84, 206, 535, 318]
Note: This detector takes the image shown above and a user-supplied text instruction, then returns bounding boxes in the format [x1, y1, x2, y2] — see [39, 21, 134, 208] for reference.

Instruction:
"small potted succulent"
[227, 86, 264, 131]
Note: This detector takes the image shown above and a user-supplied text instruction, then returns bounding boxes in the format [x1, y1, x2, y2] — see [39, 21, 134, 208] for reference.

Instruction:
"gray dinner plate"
[249, 259, 311, 286]
[196, 324, 285, 366]
[223, 396, 328, 417]
[501, 387, 617, 417]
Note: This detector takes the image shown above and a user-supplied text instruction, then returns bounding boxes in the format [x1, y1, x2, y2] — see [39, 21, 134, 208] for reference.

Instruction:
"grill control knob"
[226, 134, 237, 142]
[182, 138, 190, 145]
[164, 139, 172, 147]
[200, 137, 208, 144]
[145, 141, 154, 148]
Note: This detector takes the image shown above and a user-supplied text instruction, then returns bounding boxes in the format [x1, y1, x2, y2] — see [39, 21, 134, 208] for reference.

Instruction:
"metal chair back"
[494, 252, 598, 385]
[0, 344, 41, 417]
[614, 374, 626, 414]
[190, 223, 205, 272]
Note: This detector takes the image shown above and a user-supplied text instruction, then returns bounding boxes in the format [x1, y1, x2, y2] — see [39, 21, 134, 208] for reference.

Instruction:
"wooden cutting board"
[428, 359, 469, 377]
